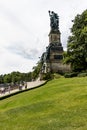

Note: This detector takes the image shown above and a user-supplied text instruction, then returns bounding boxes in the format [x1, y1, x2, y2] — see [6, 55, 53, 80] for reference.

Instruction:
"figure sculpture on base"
[48, 10, 59, 30]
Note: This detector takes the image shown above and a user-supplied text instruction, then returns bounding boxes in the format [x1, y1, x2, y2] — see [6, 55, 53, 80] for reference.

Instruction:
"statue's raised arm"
[48, 10, 59, 31]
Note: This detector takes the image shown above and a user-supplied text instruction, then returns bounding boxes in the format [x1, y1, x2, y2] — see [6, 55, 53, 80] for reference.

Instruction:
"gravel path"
[0, 80, 45, 97]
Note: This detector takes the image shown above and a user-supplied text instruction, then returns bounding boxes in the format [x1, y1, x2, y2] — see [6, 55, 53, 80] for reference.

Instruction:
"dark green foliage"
[42, 72, 53, 80]
[0, 75, 4, 83]
[4, 74, 12, 83]
[64, 72, 78, 78]
[52, 73, 62, 79]
[77, 72, 87, 77]
[32, 61, 42, 80]
[0, 71, 32, 84]
[64, 9, 87, 72]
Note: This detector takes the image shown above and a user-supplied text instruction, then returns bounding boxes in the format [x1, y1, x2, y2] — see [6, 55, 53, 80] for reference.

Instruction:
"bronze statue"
[48, 10, 59, 30]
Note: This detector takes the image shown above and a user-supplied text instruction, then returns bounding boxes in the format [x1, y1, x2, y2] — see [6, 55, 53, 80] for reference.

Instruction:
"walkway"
[0, 80, 45, 98]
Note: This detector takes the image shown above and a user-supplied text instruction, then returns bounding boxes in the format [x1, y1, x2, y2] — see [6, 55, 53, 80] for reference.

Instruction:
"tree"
[64, 9, 87, 72]
[4, 74, 12, 83]
[0, 75, 4, 83]
[0, 71, 33, 84]
[32, 61, 42, 80]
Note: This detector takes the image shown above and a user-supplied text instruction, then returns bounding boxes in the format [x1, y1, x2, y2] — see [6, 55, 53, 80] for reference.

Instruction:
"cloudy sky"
[0, 0, 87, 74]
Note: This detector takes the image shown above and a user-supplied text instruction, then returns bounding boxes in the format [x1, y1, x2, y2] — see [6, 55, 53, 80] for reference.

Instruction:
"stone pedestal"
[41, 29, 71, 73]
[46, 29, 64, 73]
[49, 30, 61, 44]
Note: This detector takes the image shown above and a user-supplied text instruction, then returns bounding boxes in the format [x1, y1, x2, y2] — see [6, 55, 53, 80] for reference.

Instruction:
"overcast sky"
[0, 0, 87, 74]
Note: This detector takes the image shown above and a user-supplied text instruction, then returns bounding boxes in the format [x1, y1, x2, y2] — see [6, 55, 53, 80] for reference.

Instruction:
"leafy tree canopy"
[64, 9, 87, 72]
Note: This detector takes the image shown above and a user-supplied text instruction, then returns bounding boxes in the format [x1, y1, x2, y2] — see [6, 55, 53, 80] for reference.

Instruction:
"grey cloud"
[6, 43, 40, 60]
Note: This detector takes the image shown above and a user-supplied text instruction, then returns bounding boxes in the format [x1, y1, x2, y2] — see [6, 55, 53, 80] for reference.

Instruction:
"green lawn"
[0, 77, 87, 130]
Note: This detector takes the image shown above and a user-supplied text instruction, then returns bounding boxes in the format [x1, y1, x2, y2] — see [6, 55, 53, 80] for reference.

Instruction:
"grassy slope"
[0, 77, 87, 130]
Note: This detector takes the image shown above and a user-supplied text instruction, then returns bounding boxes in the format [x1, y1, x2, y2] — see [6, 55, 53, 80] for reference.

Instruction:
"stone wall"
[50, 62, 71, 73]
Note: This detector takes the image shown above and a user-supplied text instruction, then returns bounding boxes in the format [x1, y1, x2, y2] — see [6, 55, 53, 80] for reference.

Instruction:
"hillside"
[0, 77, 87, 130]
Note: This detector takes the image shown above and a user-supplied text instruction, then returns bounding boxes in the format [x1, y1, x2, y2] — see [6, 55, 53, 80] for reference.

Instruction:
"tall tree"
[32, 61, 42, 80]
[64, 9, 87, 72]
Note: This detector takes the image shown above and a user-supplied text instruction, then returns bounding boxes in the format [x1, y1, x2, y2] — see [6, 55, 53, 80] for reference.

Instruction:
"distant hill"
[0, 77, 87, 130]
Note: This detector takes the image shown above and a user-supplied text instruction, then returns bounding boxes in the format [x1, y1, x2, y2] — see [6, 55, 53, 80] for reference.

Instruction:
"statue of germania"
[48, 11, 59, 31]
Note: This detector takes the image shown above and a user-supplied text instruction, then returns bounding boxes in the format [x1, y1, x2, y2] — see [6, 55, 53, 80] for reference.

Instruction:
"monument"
[41, 11, 71, 74]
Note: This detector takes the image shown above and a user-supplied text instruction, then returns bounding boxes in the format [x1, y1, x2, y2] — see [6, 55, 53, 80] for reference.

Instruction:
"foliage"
[0, 77, 87, 130]
[77, 72, 87, 77]
[0, 75, 4, 84]
[0, 71, 32, 84]
[42, 72, 53, 80]
[52, 73, 62, 79]
[32, 61, 42, 80]
[64, 72, 78, 78]
[64, 9, 87, 72]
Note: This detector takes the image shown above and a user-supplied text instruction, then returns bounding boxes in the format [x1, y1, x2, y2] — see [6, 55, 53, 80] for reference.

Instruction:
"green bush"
[52, 73, 62, 79]
[64, 72, 78, 78]
[77, 72, 87, 77]
[42, 72, 53, 80]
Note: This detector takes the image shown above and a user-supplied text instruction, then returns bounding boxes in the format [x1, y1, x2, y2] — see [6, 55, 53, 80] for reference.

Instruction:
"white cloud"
[0, 0, 87, 74]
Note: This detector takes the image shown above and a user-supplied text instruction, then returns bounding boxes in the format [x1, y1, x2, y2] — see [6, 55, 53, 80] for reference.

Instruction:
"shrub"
[42, 72, 53, 80]
[64, 72, 78, 78]
[77, 73, 87, 77]
[52, 73, 62, 79]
